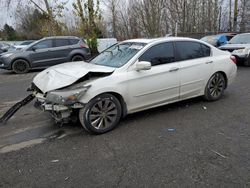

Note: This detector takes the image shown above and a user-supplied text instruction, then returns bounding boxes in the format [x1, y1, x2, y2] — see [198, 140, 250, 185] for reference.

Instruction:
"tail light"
[230, 56, 237, 64]
[80, 43, 89, 49]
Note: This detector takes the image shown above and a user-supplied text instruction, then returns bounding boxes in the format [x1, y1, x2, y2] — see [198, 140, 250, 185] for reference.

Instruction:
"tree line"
[1, 0, 250, 42]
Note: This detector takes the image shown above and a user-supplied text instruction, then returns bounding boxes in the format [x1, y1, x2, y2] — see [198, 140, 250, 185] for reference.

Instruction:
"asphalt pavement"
[0, 67, 249, 187]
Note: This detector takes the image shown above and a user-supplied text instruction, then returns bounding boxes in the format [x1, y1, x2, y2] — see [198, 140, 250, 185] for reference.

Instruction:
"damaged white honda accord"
[30, 37, 237, 134]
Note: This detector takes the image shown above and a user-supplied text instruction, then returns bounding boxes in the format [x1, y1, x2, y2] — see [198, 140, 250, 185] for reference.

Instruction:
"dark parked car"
[200, 33, 236, 47]
[0, 36, 91, 73]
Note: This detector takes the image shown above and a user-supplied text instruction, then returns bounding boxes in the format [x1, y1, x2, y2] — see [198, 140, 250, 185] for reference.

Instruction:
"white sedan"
[32, 37, 237, 134]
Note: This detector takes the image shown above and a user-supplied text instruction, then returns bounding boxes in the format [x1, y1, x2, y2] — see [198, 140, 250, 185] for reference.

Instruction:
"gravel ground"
[0, 67, 249, 187]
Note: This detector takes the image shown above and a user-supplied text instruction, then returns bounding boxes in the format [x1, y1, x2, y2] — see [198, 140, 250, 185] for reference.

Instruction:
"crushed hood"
[33, 61, 115, 93]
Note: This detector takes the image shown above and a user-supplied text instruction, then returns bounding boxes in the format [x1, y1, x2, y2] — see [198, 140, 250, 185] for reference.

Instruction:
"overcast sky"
[0, 2, 15, 28]
[0, 0, 83, 29]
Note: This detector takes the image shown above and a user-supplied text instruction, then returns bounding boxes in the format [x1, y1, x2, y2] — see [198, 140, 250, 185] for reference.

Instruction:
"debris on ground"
[167, 128, 176, 132]
[203, 106, 207, 110]
[51, 160, 59, 163]
[0, 94, 34, 124]
[65, 177, 69, 181]
[211, 149, 227, 159]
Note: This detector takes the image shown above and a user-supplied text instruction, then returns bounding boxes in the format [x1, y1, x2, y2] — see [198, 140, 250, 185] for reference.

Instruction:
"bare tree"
[73, 0, 102, 53]
[102, 0, 120, 38]
[233, 0, 239, 31]
[5, 0, 67, 35]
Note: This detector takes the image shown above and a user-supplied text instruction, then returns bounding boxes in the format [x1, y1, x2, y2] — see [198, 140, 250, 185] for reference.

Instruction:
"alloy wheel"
[88, 99, 118, 130]
[209, 73, 225, 98]
[12, 60, 29, 74]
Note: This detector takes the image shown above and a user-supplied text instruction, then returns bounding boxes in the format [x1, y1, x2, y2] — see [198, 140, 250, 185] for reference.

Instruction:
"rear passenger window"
[201, 44, 211, 57]
[176, 41, 207, 61]
[69, 39, 80, 45]
[54, 39, 69, 47]
[139, 42, 175, 66]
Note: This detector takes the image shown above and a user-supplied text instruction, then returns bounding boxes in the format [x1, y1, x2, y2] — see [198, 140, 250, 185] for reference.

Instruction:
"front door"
[29, 39, 54, 67]
[127, 42, 180, 112]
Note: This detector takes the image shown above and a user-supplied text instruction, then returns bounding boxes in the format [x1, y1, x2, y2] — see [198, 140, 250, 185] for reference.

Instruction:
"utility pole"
[233, 0, 239, 32]
[219, 6, 222, 32]
[229, 0, 232, 31]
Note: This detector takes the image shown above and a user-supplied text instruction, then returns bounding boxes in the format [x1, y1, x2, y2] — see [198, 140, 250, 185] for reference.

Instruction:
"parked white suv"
[31, 37, 237, 134]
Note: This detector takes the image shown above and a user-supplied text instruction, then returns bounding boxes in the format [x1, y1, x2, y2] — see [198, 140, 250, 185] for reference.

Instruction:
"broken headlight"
[46, 86, 90, 105]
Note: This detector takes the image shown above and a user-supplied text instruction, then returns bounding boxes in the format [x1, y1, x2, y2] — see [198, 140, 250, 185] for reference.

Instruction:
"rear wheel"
[204, 72, 226, 101]
[12, 59, 30, 74]
[79, 94, 122, 134]
[71, 55, 85, 62]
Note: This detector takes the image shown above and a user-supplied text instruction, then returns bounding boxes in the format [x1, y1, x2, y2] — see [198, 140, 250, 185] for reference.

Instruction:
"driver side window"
[139, 42, 175, 66]
[32, 40, 53, 50]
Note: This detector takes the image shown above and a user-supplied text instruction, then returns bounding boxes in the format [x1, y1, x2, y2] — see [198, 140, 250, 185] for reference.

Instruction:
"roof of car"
[43, 36, 80, 39]
[124, 37, 200, 44]
[234, 33, 250, 36]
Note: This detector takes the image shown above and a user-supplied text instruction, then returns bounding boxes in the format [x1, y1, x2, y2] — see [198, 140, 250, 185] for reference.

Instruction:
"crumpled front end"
[32, 83, 90, 124]
[31, 61, 115, 124]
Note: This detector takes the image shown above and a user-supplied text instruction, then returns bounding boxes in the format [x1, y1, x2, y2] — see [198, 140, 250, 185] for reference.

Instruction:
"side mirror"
[2, 48, 8, 52]
[32, 46, 37, 51]
[136, 61, 152, 71]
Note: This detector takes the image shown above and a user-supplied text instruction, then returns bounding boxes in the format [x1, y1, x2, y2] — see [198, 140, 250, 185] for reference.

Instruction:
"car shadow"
[122, 97, 205, 123]
[57, 94, 231, 135]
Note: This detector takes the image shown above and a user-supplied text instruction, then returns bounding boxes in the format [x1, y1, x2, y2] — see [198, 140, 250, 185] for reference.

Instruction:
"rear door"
[175, 41, 213, 99]
[49, 39, 73, 65]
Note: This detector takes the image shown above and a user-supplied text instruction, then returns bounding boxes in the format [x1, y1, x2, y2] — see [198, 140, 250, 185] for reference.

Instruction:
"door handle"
[169, 67, 179, 72]
[205, 61, 213, 64]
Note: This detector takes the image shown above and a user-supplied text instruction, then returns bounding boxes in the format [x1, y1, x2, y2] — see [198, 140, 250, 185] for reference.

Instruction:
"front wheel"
[204, 72, 226, 101]
[12, 59, 30, 74]
[79, 94, 122, 134]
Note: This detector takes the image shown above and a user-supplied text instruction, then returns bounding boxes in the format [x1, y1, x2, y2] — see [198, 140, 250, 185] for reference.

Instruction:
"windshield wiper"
[105, 50, 114, 56]
[117, 45, 122, 53]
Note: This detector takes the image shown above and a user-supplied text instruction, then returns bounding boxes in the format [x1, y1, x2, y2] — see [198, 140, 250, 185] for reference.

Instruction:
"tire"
[204, 72, 226, 101]
[79, 94, 122, 134]
[12, 59, 30, 74]
[71, 55, 85, 62]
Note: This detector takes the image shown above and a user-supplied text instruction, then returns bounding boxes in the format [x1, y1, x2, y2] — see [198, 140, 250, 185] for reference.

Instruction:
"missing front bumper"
[34, 98, 84, 124]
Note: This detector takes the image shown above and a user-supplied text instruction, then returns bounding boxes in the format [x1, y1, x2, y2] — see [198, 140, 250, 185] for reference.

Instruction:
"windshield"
[229, 34, 250, 44]
[90, 42, 146, 68]
[22, 39, 42, 51]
